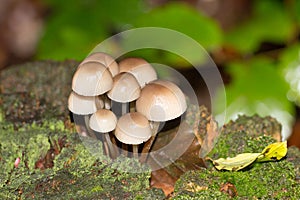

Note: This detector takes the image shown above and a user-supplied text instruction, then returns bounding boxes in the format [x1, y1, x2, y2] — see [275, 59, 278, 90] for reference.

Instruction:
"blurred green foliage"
[135, 2, 222, 50]
[38, 0, 146, 60]
[37, 0, 221, 63]
[278, 44, 300, 106]
[225, 0, 295, 54]
[215, 57, 294, 135]
[216, 0, 300, 139]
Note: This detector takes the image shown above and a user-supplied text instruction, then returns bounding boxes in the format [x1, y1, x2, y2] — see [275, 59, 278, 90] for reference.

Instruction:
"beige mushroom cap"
[119, 57, 157, 88]
[68, 91, 97, 115]
[115, 112, 152, 145]
[72, 62, 113, 96]
[80, 52, 119, 77]
[107, 72, 141, 103]
[89, 109, 117, 133]
[136, 80, 187, 122]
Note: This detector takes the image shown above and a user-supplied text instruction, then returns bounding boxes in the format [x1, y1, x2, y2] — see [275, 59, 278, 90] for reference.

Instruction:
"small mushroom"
[119, 57, 157, 88]
[136, 80, 187, 162]
[79, 53, 119, 109]
[114, 112, 152, 158]
[72, 62, 113, 97]
[107, 72, 141, 118]
[68, 91, 97, 138]
[89, 109, 118, 158]
[70, 61, 114, 151]
[80, 52, 119, 77]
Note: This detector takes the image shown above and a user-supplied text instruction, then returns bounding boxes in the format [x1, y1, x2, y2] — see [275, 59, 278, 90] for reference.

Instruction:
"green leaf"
[37, 0, 145, 60]
[131, 2, 222, 67]
[225, 0, 294, 54]
[294, 0, 300, 25]
[134, 3, 222, 50]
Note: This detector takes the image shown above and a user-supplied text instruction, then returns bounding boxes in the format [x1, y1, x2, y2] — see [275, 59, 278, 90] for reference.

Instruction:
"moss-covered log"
[0, 61, 164, 199]
[0, 61, 299, 199]
[173, 121, 300, 199]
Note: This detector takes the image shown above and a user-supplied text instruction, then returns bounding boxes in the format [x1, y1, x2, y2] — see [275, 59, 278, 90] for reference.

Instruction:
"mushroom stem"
[150, 121, 161, 136]
[122, 143, 128, 157]
[103, 95, 111, 109]
[132, 145, 139, 158]
[94, 132, 111, 156]
[104, 133, 118, 159]
[139, 121, 160, 163]
[111, 101, 131, 155]
[95, 96, 104, 109]
[94, 97, 118, 159]
[84, 115, 98, 139]
[111, 101, 129, 118]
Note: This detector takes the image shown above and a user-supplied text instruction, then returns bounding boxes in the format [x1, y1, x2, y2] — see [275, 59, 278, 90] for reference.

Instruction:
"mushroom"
[72, 61, 113, 97]
[71, 61, 113, 148]
[119, 57, 157, 88]
[107, 72, 141, 118]
[80, 52, 119, 77]
[68, 91, 97, 138]
[89, 109, 118, 158]
[79, 53, 119, 109]
[114, 112, 152, 158]
[136, 80, 187, 162]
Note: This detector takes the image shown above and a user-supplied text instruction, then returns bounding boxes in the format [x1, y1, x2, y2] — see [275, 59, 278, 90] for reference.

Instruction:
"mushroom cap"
[119, 57, 157, 88]
[115, 112, 152, 145]
[68, 91, 97, 115]
[107, 72, 141, 103]
[80, 52, 119, 77]
[89, 109, 117, 133]
[72, 62, 113, 96]
[136, 80, 187, 122]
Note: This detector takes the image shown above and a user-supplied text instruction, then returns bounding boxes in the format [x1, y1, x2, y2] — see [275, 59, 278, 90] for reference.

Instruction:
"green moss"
[17, 149, 163, 199]
[0, 61, 78, 124]
[174, 160, 300, 199]
[207, 131, 276, 162]
[287, 146, 300, 180]
[26, 134, 50, 171]
[222, 115, 282, 139]
[174, 115, 300, 199]
[0, 108, 4, 122]
[0, 118, 164, 199]
[53, 138, 109, 177]
[1, 62, 298, 199]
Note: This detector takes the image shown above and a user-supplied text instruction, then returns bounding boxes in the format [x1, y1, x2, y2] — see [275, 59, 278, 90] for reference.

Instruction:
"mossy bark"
[0, 61, 164, 199]
[173, 117, 300, 199]
[0, 61, 299, 199]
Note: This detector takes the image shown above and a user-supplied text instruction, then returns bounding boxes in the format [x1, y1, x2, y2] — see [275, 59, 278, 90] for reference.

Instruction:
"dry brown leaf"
[199, 118, 219, 158]
[151, 168, 177, 196]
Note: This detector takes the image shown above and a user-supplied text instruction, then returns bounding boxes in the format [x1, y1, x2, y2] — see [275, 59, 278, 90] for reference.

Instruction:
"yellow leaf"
[211, 153, 261, 171]
[257, 141, 287, 162]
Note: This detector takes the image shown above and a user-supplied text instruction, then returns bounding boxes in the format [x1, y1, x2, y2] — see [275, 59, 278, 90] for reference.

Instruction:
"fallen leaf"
[151, 168, 177, 196]
[210, 153, 261, 171]
[257, 141, 287, 162]
[210, 141, 288, 171]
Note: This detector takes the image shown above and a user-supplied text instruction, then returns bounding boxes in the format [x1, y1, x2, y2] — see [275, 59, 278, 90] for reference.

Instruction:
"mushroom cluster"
[68, 52, 187, 160]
